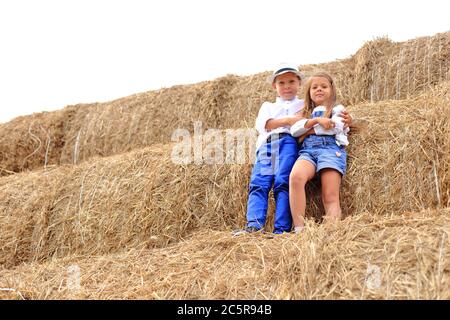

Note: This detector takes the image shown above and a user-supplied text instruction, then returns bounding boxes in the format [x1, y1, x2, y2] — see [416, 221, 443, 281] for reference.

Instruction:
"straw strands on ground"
[0, 31, 448, 175]
[0, 208, 448, 300]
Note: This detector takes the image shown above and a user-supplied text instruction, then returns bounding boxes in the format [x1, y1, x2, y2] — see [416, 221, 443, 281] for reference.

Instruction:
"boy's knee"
[274, 175, 289, 190]
[249, 184, 270, 193]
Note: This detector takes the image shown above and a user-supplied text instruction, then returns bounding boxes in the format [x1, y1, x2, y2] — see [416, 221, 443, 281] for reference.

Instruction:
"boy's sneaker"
[231, 226, 260, 237]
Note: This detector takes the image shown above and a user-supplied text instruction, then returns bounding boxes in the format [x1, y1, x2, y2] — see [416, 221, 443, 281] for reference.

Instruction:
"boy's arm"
[255, 102, 271, 134]
[290, 118, 309, 137]
[341, 110, 352, 129]
[265, 115, 303, 131]
[296, 128, 315, 143]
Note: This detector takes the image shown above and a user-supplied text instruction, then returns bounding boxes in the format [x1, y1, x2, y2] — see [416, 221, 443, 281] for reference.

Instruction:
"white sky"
[0, 0, 449, 123]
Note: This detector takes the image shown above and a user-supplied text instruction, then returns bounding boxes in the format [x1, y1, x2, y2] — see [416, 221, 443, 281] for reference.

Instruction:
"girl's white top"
[290, 104, 350, 146]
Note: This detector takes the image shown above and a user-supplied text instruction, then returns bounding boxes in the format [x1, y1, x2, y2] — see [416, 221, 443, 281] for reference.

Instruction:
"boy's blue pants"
[246, 134, 298, 234]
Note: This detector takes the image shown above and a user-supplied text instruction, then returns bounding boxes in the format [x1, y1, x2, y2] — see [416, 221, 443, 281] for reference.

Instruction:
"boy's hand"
[297, 128, 315, 143]
[266, 115, 305, 131]
[317, 117, 335, 130]
[288, 114, 305, 126]
[341, 110, 353, 129]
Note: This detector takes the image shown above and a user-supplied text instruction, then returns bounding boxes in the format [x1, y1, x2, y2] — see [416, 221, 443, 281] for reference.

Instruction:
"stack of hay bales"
[0, 81, 448, 270]
[0, 31, 449, 300]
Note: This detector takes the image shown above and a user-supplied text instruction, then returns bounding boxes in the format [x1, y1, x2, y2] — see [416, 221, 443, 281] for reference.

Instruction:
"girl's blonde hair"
[303, 72, 337, 119]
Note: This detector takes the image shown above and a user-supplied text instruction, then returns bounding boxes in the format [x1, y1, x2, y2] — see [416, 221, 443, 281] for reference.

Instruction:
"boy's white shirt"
[255, 97, 304, 151]
[290, 104, 350, 146]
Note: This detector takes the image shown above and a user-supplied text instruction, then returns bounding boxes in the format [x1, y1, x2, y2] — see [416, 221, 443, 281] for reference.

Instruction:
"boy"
[233, 63, 305, 235]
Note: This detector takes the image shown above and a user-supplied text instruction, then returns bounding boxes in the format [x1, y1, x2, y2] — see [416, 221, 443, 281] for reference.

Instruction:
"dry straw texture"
[1, 31, 449, 175]
[343, 81, 450, 215]
[0, 144, 250, 269]
[1, 208, 449, 300]
[0, 106, 79, 175]
[0, 31, 449, 300]
[0, 81, 448, 271]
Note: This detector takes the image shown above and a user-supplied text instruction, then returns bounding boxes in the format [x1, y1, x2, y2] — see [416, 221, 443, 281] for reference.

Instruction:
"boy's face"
[272, 72, 301, 101]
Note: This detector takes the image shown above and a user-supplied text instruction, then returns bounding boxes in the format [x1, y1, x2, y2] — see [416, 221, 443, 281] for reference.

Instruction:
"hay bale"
[347, 31, 450, 103]
[0, 81, 448, 268]
[58, 76, 246, 165]
[300, 56, 356, 105]
[301, 31, 450, 105]
[343, 81, 450, 215]
[0, 105, 80, 175]
[0, 143, 251, 268]
[1, 208, 448, 299]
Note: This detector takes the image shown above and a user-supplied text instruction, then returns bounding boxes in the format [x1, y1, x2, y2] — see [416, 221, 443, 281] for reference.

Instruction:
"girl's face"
[309, 77, 333, 106]
[272, 72, 300, 101]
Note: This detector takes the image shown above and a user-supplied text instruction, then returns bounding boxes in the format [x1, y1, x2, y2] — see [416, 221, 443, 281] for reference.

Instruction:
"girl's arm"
[265, 115, 303, 131]
[314, 105, 351, 132]
[308, 117, 335, 130]
[291, 116, 334, 137]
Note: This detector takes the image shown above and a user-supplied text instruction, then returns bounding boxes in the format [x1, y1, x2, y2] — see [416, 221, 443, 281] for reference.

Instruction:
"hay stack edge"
[0, 31, 449, 300]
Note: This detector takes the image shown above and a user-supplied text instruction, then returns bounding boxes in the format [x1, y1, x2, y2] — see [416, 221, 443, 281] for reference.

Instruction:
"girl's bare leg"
[320, 168, 342, 223]
[289, 160, 316, 228]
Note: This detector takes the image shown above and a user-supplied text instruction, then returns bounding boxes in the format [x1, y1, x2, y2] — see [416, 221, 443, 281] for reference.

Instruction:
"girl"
[289, 72, 350, 233]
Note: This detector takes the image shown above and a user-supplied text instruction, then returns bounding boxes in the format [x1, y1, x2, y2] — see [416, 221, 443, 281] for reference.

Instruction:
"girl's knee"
[322, 190, 340, 206]
[290, 171, 308, 187]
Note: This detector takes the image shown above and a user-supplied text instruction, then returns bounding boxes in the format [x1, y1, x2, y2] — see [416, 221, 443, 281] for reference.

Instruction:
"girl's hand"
[317, 117, 335, 130]
[341, 110, 353, 129]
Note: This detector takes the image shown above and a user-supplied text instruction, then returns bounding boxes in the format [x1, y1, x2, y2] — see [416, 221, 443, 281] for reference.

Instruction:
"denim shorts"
[297, 135, 347, 175]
